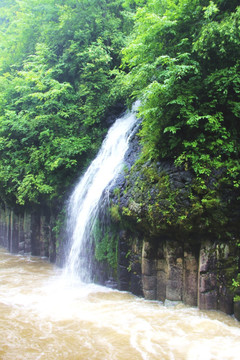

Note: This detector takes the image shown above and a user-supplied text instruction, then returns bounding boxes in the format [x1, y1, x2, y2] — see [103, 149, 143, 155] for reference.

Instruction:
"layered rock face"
[107, 129, 240, 318]
[119, 235, 236, 314]
[146, 239, 234, 313]
[115, 231, 238, 317]
[0, 205, 56, 261]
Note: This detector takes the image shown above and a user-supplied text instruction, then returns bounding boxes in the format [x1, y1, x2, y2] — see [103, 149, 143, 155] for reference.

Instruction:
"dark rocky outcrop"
[0, 205, 56, 261]
[105, 125, 240, 319]
[113, 228, 239, 317]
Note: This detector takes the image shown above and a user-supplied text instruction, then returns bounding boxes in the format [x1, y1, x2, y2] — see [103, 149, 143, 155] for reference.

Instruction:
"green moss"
[93, 220, 119, 270]
[52, 208, 66, 250]
[113, 187, 121, 197]
[110, 204, 121, 223]
[118, 158, 240, 239]
[232, 241, 240, 301]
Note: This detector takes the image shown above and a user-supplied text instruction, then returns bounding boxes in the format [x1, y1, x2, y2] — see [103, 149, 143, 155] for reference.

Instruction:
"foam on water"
[1, 249, 240, 360]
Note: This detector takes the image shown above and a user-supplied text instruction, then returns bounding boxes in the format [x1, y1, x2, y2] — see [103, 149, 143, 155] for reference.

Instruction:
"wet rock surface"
[107, 126, 239, 318]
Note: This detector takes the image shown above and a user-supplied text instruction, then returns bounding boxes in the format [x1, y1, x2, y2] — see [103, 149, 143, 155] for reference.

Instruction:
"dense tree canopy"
[0, 0, 128, 207]
[0, 0, 239, 219]
[117, 0, 240, 240]
[122, 0, 240, 182]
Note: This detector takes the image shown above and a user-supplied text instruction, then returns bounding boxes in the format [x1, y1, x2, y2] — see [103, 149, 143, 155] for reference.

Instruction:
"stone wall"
[0, 205, 55, 261]
[117, 233, 239, 318]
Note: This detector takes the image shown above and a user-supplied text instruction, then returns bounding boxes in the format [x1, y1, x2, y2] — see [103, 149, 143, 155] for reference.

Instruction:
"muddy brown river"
[0, 248, 240, 360]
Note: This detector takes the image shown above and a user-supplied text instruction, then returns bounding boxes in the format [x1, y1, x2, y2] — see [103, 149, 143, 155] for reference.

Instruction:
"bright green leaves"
[0, 0, 59, 72]
[135, 54, 201, 159]
[122, 0, 240, 189]
[15, 45, 74, 125]
[192, 7, 240, 90]
[0, 0, 130, 207]
[203, 1, 219, 19]
[1, 0, 239, 222]
[0, 42, 91, 205]
[119, 0, 240, 241]
[93, 219, 119, 270]
[76, 40, 113, 126]
[17, 174, 54, 205]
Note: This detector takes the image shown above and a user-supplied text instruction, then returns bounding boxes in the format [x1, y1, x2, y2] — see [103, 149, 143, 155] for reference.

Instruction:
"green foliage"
[0, 0, 59, 72]
[0, 0, 130, 207]
[233, 275, 240, 302]
[110, 204, 122, 222]
[52, 208, 67, 250]
[118, 157, 239, 240]
[232, 241, 240, 302]
[93, 220, 119, 269]
[122, 1, 240, 192]
[0, 43, 93, 205]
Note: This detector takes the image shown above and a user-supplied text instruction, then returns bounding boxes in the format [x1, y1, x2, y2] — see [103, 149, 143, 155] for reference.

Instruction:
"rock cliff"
[105, 127, 240, 319]
[0, 205, 56, 261]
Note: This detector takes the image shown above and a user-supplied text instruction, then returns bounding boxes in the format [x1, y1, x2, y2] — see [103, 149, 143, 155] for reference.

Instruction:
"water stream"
[64, 103, 139, 282]
[0, 248, 240, 360]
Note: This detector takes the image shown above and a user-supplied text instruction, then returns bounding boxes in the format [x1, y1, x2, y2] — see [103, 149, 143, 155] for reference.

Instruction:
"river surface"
[1, 248, 240, 360]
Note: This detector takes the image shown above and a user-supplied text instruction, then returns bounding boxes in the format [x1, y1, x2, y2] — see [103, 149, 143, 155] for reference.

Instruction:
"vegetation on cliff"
[0, 1, 240, 286]
[116, 0, 240, 240]
[0, 0, 239, 216]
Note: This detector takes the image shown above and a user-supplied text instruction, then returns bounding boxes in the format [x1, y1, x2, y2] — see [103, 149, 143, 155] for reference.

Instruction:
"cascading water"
[64, 102, 139, 282]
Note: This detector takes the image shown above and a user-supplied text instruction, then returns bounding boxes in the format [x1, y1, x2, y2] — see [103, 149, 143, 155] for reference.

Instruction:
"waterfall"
[64, 102, 139, 282]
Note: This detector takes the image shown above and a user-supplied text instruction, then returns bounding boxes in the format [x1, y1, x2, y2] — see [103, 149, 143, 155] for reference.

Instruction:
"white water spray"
[64, 102, 139, 282]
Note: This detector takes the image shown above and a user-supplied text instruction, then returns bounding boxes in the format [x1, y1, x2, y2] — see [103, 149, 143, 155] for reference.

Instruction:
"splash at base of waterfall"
[64, 102, 139, 282]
